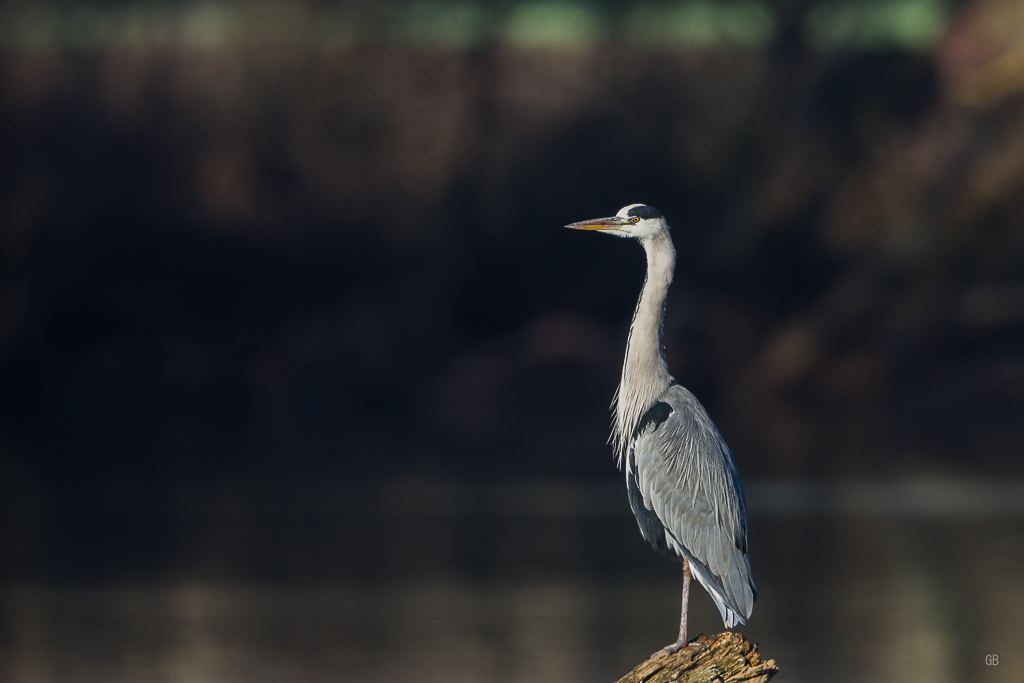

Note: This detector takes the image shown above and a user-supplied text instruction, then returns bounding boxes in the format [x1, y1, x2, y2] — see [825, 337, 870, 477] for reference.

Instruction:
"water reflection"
[1, 479, 1022, 682]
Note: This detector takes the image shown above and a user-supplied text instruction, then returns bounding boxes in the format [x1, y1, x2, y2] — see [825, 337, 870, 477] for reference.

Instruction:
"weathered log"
[615, 632, 778, 683]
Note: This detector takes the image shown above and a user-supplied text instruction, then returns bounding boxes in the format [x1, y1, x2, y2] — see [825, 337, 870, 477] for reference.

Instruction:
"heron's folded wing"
[633, 385, 756, 621]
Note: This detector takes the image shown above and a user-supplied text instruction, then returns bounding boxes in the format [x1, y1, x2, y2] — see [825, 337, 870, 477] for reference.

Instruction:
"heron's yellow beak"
[565, 216, 632, 231]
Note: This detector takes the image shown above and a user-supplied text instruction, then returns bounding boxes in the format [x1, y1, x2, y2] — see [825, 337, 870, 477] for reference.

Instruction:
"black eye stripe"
[625, 204, 663, 220]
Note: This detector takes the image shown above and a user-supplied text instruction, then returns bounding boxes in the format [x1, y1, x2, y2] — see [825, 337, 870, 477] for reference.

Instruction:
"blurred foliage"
[0, 0, 1023, 506]
[0, 1, 951, 50]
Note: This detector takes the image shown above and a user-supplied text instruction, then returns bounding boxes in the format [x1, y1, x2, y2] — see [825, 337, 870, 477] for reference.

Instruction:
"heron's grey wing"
[632, 384, 756, 626]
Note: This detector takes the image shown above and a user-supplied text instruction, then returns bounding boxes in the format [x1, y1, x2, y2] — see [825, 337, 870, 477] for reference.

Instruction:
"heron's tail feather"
[686, 553, 755, 627]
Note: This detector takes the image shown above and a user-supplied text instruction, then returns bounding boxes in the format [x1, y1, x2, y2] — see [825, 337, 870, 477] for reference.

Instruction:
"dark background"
[0, 1, 1022, 678]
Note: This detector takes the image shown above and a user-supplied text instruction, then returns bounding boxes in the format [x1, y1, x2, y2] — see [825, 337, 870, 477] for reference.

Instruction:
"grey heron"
[566, 204, 755, 655]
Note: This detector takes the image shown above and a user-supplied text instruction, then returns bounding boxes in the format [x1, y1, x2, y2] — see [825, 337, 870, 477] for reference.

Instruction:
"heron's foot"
[652, 638, 704, 658]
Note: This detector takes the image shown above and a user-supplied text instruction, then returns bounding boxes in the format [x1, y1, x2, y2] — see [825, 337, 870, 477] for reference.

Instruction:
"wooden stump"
[615, 632, 778, 683]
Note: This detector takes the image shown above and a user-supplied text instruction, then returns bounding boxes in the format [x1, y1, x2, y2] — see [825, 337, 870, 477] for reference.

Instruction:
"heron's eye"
[632, 216, 640, 223]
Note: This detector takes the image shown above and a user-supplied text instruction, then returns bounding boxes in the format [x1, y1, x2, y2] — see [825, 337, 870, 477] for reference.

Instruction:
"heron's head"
[565, 204, 667, 240]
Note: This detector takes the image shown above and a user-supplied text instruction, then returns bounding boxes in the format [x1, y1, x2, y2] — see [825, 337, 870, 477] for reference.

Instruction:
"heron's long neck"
[612, 232, 676, 465]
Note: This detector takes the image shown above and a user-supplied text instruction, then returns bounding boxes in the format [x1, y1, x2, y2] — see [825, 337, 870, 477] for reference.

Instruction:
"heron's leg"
[678, 558, 691, 643]
[653, 558, 698, 657]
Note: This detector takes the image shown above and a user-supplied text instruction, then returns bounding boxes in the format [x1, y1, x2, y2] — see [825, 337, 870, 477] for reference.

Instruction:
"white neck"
[611, 231, 675, 465]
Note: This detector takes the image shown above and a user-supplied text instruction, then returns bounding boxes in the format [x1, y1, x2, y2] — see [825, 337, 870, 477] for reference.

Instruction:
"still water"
[1, 479, 1022, 682]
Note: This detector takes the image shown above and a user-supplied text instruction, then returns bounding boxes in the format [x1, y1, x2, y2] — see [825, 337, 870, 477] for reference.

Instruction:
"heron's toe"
[652, 643, 680, 658]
